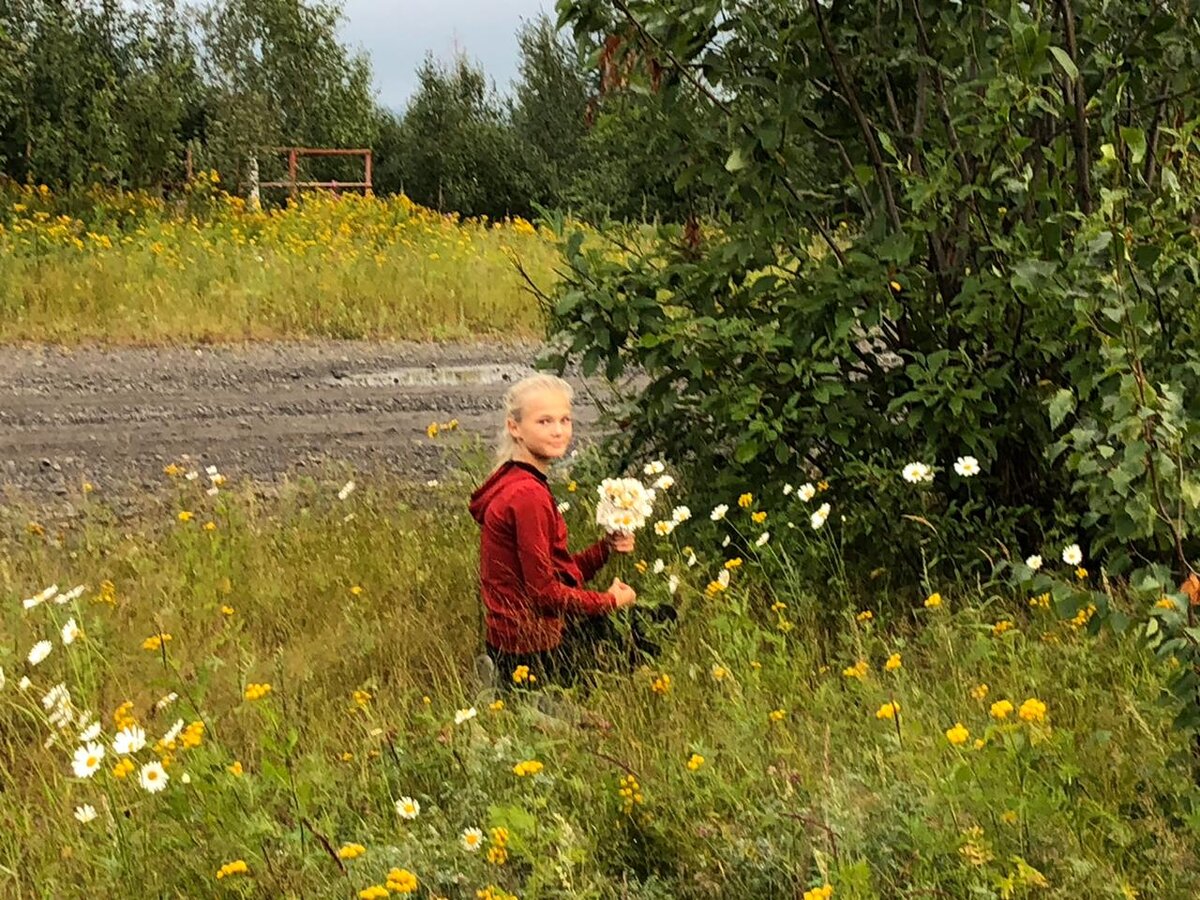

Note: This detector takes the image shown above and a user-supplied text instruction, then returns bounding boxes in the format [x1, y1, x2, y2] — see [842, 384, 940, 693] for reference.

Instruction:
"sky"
[338, 0, 552, 113]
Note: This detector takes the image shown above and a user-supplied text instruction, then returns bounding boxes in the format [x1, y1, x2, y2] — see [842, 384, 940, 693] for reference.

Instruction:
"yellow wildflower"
[177, 511, 193, 523]
[992, 619, 1014, 636]
[337, 843, 366, 860]
[885, 653, 902, 671]
[990, 699, 1014, 720]
[751, 511, 767, 524]
[724, 557, 743, 570]
[651, 673, 672, 694]
[970, 683, 989, 701]
[1018, 698, 1047, 724]
[876, 701, 900, 720]
[803, 886, 834, 900]
[856, 610, 874, 623]
[686, 753, 705, 771]
[738, 493, 753, 508]
[513, 759, 544, 777]
[768, 708, 786, 722]
[244, 683, 273, 702]
[142, 633, 172, 652]
[945, 722, 970, 745]
[228, 760, 243, 777]
[386, 868, 419, 894]
[711, 664, 729, 681]
[215, 859, 248, 879]
[842, 660, 869, 680]
[924, 592, 943, 609]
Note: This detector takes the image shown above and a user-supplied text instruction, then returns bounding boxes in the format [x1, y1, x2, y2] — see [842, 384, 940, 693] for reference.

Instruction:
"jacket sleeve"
[573, 539, 611, 583]
[510, 493, 617, 617]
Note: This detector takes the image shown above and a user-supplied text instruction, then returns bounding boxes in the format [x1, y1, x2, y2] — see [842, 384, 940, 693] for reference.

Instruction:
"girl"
[469, 373, 637, 686]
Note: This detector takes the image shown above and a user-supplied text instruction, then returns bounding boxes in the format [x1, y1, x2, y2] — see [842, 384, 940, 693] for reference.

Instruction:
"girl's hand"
[607, 531, 635, 554]
[608, 577, 637, 609]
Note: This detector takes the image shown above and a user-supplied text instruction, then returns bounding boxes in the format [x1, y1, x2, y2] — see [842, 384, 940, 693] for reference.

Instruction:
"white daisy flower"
[653, 520, 674, 536]
[461, 827, 484, 851]
[557, 501, 570, 514]
[798, 483, 816, 502]
[42, 683, 70, 710]
[79, 719, 102, 743]
[61, 618, 80, 646]
[652, 559, 665, 574]
[756, 532, 770, 547]
[396, 796, 421, 819]
[686, 550, 698, 567]
[112, 725, 147, 756]
[28, 640, 52, 666]
[180, 772, 191, 785]
[138, 761, 169, 793]
[1062, 544, 1083, 566]
[18, 676, 32, 691]
[710, 504, 729, 521]
[23, 584, 58, 610]
[154, 692, 179, 711]
[426, 479, 440, 488]
[74, 804, 98, 824]
[783, 484, 794, 496]
[721, 535, 731, 548]
[811, 503, 831, 530]
[184, 470, 199, 481]
[55, 585, 85, 605]
[72, 742, 105, 779]
[161, 719, 185, 745]
[0, 667, 5, 691]
[643, 461, 666, 476]
[954, 456, 981, 477]
[205, 465, 219, 477]
[338, 480, 356, 500]
[717, 569, 730, 589]
[206, 486, 219, 497]
[453, 707, 477, 725]
[653, 474, 674, 491]
[671, 506, 691, 524]
[902, 462, 933, 484]
[1025, 555, 1043, 571]
[667, 574, 680, 595]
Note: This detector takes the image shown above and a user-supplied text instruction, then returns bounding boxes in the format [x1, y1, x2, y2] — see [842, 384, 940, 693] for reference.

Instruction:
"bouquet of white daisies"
[595, 477, 657, 534]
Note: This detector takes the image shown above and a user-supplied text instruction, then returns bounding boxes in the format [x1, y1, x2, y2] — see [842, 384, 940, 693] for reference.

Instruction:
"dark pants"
[486, 642, 579, 689]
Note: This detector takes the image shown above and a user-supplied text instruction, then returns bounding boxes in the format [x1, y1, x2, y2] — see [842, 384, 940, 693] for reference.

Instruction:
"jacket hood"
[469, 461, 548, 523]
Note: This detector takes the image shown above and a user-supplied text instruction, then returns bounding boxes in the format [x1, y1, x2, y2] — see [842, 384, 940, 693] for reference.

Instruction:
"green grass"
[1, 461, 1198, 898]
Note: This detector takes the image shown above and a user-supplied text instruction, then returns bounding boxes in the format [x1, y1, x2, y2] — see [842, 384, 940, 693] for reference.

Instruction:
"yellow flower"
[924, 592, 943, 609]
[341, 751, 354, 762]
[992, 619, 1014, 636]
[651, 673, 672, 694]
[686, 753, 705, 771]
[244, 682, 273, 702]
[352, 689, 372, 709]
[113, 758, 135, 779]
[177, 511, 193, 523]
[1075, 566, 1088, 580]
[889, 279, 902, 292]
[567, 480, 577, 492]
[215, 859, 248, 879]
[970, 683, 989, 701]
[228, 760, 243, 777]
[768, 708, 786, 722]
[885, 653, 902, 671]
[803, 886, 834, 900]
[360, 887, 390, 900]
[1000, 810, 1019, 826]
[1155, 596, 1177, 610]
[750, 660, 762, 670]
[27, 521, 44, 536]
[337, 843, 366, 860]
[842, 660, 869, 680]
[180, 721, 205, 748]
[738, 492, 754, 508]
[973, 738, 986, 750]
[1029, 592, 1051, 610]
[221, 604, 235, 616]
[711, 664, 729, 681]
[856, 610, 874, 623]
[350, 585, 364, 596]
[751, 510, 767, 524]
[487, 846, 508, 866]
[635, 559, 648, 574]
[990, 700, 1014, 720]
[426, 422, 440, 438]
[945, 722, 970, 745]
[489, 699, 505, 711]
[386, 868, 419, 894]
[513, 759, 544, 777]
[512, 664, 532, 684]
[876, 701, 900, 720]
[1018, 698, 1047, 724]
[724, 557, 744, 570]
[203, 521, 217, 532]
[142, 633, 172, 651]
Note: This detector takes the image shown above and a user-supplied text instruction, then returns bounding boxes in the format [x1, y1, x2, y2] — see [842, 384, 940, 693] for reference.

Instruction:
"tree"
[547, 0, 1200, 583]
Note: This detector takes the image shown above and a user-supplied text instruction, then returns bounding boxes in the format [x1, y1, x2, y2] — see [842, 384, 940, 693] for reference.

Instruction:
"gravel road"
[0, 340, 602, 501]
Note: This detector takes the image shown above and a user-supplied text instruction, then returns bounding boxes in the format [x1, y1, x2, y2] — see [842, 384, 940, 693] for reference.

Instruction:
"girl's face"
[509, 389, 573, 462]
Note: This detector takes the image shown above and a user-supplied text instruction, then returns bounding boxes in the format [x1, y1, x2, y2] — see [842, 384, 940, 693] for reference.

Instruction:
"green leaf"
[1048, 389, 1075, 429]
[1120, 126, 1146, 165]
[725, 148, 748, 172]
[1049, 46, 1079, 80]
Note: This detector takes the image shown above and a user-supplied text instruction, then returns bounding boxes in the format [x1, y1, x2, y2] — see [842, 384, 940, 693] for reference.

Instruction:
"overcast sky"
[338, 0, 552, 113]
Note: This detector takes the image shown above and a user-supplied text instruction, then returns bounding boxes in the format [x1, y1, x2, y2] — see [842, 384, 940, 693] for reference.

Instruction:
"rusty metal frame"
[259, 147, 373, 197]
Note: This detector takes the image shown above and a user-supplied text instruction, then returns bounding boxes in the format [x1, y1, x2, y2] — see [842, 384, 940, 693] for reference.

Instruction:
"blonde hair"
[492, 373, 574, 471]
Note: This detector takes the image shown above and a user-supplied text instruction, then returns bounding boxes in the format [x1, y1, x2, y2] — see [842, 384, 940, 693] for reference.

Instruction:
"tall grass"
[2, 456, 1198, 898]
[0, 179, 558, 344]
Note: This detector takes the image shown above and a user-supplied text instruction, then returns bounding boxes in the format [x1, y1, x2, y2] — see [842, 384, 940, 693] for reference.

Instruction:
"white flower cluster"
[596, 477, 657, 534]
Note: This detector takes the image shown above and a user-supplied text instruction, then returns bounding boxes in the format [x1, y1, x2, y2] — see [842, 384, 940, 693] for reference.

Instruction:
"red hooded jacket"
[469, 461, 615, 654]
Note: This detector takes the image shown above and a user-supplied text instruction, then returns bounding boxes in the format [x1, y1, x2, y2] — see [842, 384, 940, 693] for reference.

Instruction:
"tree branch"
[1055, 0, 1093, 214]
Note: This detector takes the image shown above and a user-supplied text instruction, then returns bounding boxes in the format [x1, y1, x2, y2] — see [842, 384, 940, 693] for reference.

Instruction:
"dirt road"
[0, 340, 601, 499]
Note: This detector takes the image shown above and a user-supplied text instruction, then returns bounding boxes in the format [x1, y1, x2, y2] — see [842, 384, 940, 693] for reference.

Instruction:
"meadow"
[2, 447, 1198, 899]
[0, 178, 557, 344]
